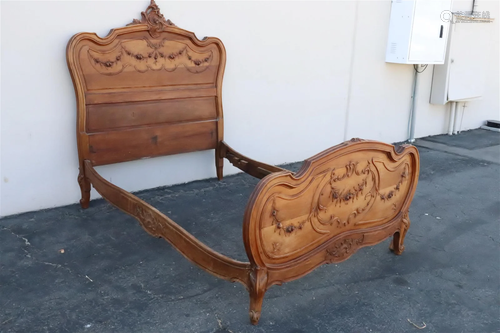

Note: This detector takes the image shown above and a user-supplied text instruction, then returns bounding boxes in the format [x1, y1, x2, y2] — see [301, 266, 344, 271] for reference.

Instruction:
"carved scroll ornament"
[268, 158, 411, 238]
[127, 0, 175, 38]
[325, 235, 365, 262]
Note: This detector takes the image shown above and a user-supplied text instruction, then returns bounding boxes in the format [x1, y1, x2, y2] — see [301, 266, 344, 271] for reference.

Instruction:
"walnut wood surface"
[68, 1, 420, 325]
[219, 141, 287, 180]
[66, 0, 226, 172]
[243, 139, 419, 288]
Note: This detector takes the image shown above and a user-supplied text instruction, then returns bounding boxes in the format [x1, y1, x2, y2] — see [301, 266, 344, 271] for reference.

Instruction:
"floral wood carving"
[127, 0, 175, 38]
[88, 38, 213, 75]
[268, 159, 411, 237]
[312, 159, 410, 232]
[402, 210, 410, 229]
[378, 166, 409, 202]
[325, 235, 365, 262]
[135, 205, 161, 237]
[270, 202, 306, 236]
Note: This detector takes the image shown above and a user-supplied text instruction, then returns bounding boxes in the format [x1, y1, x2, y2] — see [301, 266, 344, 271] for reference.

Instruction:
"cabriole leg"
[390, 210, 411, 255]
[248, 267, 268, 325]
[77, 168, 91, 209]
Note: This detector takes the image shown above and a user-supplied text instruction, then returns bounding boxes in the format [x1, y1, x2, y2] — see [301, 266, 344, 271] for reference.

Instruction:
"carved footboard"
[243, 139, 419, 323]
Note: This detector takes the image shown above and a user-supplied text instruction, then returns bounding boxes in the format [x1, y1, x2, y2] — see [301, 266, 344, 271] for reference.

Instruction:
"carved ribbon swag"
[269, 159, 411, 237]
[88, 38, 213, 75]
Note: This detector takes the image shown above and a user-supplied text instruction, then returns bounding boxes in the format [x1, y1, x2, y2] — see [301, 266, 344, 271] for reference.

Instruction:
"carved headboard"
[67, 1, 225, 167]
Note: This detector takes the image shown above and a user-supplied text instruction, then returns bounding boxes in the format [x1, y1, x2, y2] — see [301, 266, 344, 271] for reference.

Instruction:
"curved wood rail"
[220, 141, 287, 179]
[84, 160, 251, 287]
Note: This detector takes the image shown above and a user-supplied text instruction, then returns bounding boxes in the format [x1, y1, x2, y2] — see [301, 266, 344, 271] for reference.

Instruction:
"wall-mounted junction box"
[386, 0, 453, 64]
[430, 14, 494, 104]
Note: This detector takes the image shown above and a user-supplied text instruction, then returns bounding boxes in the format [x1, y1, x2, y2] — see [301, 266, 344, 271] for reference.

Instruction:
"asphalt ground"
[1, 129, 499, 333]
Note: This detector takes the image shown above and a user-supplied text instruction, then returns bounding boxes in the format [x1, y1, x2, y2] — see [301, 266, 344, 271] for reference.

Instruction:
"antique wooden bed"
[67, 1, 420, 325]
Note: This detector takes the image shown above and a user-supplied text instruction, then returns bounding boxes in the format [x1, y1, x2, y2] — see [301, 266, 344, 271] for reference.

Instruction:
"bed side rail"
[220, 141, 287, 179]
[83, 160, 251, 287]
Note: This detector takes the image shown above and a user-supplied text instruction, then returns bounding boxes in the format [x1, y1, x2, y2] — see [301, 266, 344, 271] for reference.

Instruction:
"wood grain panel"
[244, 140, 419, 269]
[87, 120, 217, 165]
[87, 97, 217, 132]
[78, 37, 220, 90]
[85, 87, 217, 105]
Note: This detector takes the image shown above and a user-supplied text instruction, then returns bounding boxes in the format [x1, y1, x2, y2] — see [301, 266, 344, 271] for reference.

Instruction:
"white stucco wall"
[1, 0, 498, 217]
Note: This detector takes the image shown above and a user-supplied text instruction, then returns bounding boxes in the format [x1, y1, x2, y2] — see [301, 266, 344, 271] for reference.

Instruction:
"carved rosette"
[325, 235, 365, 262]
[135, 205, 161, 237]
[127, 0, 176, 38]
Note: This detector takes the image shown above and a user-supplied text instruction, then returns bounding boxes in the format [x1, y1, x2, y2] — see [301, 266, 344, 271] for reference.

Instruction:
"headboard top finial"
[127, 0, 176, 37]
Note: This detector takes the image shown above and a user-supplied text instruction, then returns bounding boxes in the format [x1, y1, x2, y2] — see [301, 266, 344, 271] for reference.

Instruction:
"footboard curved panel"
[243, 139, 419, 285]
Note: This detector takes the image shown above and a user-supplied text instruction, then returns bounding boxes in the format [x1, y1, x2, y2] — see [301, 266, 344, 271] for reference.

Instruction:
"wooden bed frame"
[67, 1, 420, 325]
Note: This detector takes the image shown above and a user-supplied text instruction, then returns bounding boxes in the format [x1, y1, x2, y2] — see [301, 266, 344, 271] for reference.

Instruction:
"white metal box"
[386, 0, 453, 64]
[430, 15, 494, 104]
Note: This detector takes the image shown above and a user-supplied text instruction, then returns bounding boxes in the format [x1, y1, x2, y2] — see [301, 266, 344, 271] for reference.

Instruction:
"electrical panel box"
[386, 0, 453, 64]
[430, 15, 494, 104]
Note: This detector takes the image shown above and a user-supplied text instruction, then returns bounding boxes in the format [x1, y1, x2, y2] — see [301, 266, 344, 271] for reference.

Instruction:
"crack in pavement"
[0, 225, 78, 278]
[0, 226, 31, 246]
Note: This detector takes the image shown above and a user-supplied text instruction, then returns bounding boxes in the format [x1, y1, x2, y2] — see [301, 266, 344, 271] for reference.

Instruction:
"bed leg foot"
[248, 267, 267, 325]
[390, 211, 410, 255]
[78, 170, 91, 209]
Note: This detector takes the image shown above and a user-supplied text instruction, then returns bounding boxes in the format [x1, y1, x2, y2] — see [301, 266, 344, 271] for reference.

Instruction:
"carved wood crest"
[127, 0, 176, 38]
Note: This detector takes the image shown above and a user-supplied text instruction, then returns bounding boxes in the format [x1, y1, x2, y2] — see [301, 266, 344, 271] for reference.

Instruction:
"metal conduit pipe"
[448, 101, 457, 135]
[408, 67, 419, 143]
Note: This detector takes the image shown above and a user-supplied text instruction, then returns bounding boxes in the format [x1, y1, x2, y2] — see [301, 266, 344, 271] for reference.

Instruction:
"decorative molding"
[270, 203, 306, 236]
[77, 169, 90, 208]
[325, 235, 365, 262]
[326, 161, 373, 208]
[402, 210, 410, 230]
[127, 0, 175, 38]
[248, 267, 268, 325]
[390, 209, 411, 255]
[378, 166, 409, 202]
[87, 38, 213, 75]
[135, 204, 161, 237]
[312, 160, 411, 230]
[265, 157, 412, 244]
[272, 242, 282, 253]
